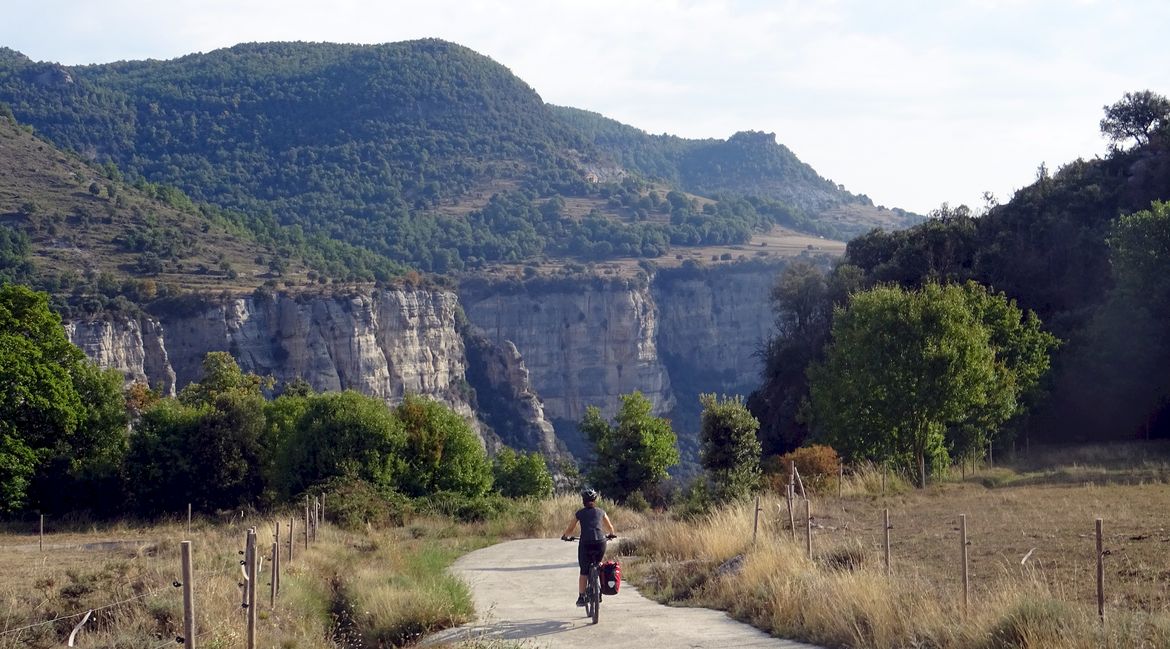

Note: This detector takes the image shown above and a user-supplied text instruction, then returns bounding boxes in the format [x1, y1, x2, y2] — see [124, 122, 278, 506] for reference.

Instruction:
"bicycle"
[563, 534, 617, 624]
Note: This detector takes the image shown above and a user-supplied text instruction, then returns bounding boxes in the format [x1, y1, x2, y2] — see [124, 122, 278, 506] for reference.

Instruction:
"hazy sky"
[4, 0, 1167, 214]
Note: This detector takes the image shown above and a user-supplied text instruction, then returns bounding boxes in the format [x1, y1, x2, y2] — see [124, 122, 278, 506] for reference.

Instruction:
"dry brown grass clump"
[631, 480, 1170, 649]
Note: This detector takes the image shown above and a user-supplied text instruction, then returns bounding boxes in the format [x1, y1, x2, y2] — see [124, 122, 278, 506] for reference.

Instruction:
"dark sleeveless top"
[576, 506, 607, 542]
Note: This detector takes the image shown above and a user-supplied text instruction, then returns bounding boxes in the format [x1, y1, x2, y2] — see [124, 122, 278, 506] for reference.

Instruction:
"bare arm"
[562, 516, 579, 538]
[602, 512, 616, 535]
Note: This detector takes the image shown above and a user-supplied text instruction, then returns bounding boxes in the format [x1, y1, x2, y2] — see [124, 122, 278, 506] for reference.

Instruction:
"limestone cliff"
[66, 317, 176, 396]
[460, 278, 675, 422]
[460, 262, 785, 461]
[66, 265, 786, 464]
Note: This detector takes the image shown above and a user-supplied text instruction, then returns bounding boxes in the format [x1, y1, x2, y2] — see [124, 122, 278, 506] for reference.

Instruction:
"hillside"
[552, 106, 923, 237]
[0, 40, 914, 280]
[0, 114, 315, 316]
[750, 111, 1170, 453]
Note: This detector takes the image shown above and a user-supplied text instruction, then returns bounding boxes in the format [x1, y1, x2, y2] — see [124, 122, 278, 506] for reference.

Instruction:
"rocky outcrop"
[66, 317, 176, 395]
[67, 265, 786, 463]
[158, 290, 472, 410]
[461, 278, 674, 425]
[462, 325, 564, 459]
[653, 263, 779, 395]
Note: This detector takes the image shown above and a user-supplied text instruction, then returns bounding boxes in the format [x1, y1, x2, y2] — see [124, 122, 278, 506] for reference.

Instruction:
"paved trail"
[425, 538, 823, 649]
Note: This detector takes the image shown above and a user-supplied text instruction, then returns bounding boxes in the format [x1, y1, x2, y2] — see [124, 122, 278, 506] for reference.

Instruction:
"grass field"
[629, 448, 1170, 649]
[0, 496, 641, 649]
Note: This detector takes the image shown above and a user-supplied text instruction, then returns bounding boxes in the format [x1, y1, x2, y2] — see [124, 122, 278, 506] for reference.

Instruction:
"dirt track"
[424, 538, 823, 648]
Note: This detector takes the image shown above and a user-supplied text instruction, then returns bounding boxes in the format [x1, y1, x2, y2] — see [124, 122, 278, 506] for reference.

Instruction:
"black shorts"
[578, 540, 606, 575]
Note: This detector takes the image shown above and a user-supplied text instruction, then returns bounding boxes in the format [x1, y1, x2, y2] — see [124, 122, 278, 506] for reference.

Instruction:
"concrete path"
[424, 538, 824, 648]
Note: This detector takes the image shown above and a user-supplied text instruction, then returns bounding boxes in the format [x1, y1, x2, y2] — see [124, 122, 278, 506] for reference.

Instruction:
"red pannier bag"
[600, 560, 621, 595]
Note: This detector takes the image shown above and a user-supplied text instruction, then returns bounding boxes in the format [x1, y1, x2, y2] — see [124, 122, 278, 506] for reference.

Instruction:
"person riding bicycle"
[561, 487, 616, 607]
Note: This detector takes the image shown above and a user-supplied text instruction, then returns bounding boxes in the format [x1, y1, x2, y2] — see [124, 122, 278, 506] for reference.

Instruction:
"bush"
[492, 448, 554, 498]
[313, 476, 412, 529]
[770, 445, 841, 493]
[417, 491, 512, 523]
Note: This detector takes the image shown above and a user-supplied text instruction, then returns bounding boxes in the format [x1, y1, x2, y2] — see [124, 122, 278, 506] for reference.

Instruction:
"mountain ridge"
[0, 39, 919, 281]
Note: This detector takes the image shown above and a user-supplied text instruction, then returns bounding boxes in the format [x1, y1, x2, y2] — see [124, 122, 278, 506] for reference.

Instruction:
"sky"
[4, 0, 1168, 215]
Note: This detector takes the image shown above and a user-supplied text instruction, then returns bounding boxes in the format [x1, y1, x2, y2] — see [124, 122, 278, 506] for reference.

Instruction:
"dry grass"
[0, 495, 647, 649]
[631, 463, 1170, 649]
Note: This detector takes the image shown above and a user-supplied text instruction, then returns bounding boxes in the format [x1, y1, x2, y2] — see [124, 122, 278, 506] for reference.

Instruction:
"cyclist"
[561, 487, 616, 607]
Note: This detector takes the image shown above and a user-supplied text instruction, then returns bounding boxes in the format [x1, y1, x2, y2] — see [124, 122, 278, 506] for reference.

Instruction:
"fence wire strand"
[0, 583, 170, 638]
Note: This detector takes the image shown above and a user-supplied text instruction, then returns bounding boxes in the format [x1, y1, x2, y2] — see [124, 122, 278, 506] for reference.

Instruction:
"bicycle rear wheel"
[590, 565, 600, 624]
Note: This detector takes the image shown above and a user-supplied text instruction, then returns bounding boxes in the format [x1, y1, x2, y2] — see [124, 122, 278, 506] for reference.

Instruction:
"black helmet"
[581, 487, 598, 502]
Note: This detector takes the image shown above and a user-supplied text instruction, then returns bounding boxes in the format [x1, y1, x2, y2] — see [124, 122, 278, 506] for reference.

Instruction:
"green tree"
[269, 390, 405, 500]
[582, 392, 679, 502]
[698, 393, 762, 503]
[0, 285, 98, 512]
[492, 448, 554, 499]
[814, 282, 1053, 486]
[1100, 90, 1170, 149]
[395, 395, 492, 498]
[128, 352, 269, 513]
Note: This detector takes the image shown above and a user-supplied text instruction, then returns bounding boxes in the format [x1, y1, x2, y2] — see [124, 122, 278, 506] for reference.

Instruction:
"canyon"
[66, 262, 789, 463]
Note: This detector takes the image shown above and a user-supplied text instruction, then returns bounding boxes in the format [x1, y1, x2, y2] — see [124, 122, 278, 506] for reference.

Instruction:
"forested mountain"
[0, 40, 916, 278]
[553, 106, 922, 236]
[750, 97, 1170, 453]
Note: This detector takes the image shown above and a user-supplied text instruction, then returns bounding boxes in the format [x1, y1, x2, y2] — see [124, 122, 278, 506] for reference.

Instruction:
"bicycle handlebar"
[561, 534, 618, 542]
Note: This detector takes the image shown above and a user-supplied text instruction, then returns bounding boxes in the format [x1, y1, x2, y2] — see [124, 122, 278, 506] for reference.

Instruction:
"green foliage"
[0, 284, 124, 512]
[1100, 90, 1170, 149]
[395, 394, 492, 498]
[127, 354, 268, 513]
[808, 282, 1055, 487]
[267, 390, 406, 501]
[312, 474, 413, 530]
[583, 392, 679, 502]
[491, 448, 553, 499]
[415, 490, 511, 523]
[748, 261, 863, 455]
[698, 393, 761, 503]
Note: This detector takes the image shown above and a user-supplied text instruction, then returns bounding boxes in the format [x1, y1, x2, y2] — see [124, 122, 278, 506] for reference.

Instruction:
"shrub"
[417, 491, 512, 523]
[492, 448, 554, 498]
[771, 444, 841, 493]
[313, 475, 412, 529]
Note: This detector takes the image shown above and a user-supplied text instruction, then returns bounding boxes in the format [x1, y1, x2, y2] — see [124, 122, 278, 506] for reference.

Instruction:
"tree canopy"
[582, 391, 679, 502]
[808, 282, 1056, 487]
[698, 393, 762, 503]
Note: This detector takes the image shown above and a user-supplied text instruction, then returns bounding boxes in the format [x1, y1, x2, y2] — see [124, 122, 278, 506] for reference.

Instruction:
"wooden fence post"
[752, 495, 761, 544]
[181, 541, 196, 649]
[881, 464, 887, 497]
[321, 493, 326, 525]
[269, 542, 277, 609]
[274, 521, 281, 594]
[288, 517, 295, 564]
[1096, 518, 1105, 623]
[187, 503, 192, 536]
[883, 508, 891, 577]
[838, 465, 844, 499]
[246, 529, 257, 649]
[960, 514, 969, 615]
[304, 502, 310, 550]
[805, 499, 813, 559]
[39, 514, 43, 552]
[786, 485, 795, 541]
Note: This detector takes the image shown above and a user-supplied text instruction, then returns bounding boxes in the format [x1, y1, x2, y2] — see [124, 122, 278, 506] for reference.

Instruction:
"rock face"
[462, 325, 565, 459]
[160, 290, 472, 409]
[461, 278, 674, 424]
[459, 262, 785, 460]
[66, 265, 786, 462]
[653, 264, 779, 395]
[67, 289, 500, 443]
[66, 318, 176, 395]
